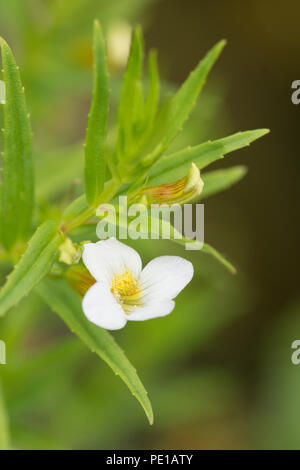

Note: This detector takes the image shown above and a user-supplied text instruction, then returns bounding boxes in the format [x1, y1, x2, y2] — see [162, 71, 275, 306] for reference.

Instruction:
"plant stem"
[64, 178, 121, 233]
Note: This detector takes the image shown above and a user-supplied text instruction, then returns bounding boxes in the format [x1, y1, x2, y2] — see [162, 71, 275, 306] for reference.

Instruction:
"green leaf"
[162, 231, 236, 274]
[62, 194, 89, 221]
[117, 26, 144, 161]
[143, 49, 160, 132]
[0, 38, 34, 249]
[156, 229, 236, 275]
[145, 129, 269, 187]
[37, 278, 154, 425]
[200, 165, 248, 200]
[159, 231, 236, 274]
[0, 381, 10, 450]
[121, 49, 160, 175]
[0, 220, 62, 317]
[201, 243, 236, 274]
[99, 209, 236, 274]
[142, 40, 226, 166]
[121, 99, 172, 184]
[85, 20, 109, 206]
[168, 39, 225, 142]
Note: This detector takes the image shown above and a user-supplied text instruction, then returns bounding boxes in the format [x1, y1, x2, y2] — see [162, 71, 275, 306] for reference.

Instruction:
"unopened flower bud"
[59, 238, 81, 265]
[138, 163, 204, 205]
[65, 264, 96, 297]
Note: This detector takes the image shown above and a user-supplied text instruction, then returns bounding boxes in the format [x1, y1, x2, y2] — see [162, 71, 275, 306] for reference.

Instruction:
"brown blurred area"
[143, 0, 300, 448]
[146, 0, 300, 372]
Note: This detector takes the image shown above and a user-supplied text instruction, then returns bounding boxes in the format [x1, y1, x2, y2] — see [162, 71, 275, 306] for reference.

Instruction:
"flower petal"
[139, 256, 193, 301]
[128, 299, 175, 321]
[82, 281, 127, 330]
[82, 238, 142, 284]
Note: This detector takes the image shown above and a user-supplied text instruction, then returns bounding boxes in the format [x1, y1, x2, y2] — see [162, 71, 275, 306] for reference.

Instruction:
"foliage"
[0, 9, 268, 447]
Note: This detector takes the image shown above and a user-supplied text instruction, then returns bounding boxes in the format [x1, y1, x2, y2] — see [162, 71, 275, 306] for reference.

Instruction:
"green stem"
[64, 178, 121, 234]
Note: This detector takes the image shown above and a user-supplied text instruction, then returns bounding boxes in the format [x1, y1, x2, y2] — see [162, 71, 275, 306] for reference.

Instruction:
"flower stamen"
[110, 269, 142, 313]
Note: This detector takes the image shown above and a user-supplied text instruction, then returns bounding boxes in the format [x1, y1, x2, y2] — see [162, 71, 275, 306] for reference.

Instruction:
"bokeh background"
[0, 0, 300, 449]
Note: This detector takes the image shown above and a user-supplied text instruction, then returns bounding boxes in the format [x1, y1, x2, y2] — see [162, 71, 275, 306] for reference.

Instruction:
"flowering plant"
[0, 21, 268, 428]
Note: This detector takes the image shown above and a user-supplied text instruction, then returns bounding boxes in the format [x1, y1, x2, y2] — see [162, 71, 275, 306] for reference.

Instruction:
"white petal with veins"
[128, 299, 175, 321]
[82, 238, 142, 285]
[81, 239, 194, 330]
[139, 256, 194, 301]
[82, 281, 127, 330]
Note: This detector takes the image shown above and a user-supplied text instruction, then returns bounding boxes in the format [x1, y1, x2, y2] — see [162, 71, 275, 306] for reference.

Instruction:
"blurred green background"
[0, 0, 300, 449]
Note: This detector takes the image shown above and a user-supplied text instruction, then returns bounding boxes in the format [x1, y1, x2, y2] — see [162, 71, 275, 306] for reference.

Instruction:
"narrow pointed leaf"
[121, 50, 161, 172]
[200, 166, 248, 200]
[99, 210, 236, 274]
[37, 278, 154, 425]
[201, 243, 236, 274]
[167, 40, 226, 143]
[142, 40, 226, 166]
[0, 38, 34, 249]
[85, 20, 109, 206]
[151, 220, 236, 274]
[146, 129, 269, 186]
[62, 193, 89, 221]
[0, 220, 62, 317]
[143, 49, 160, 130]
[117, 26, 144, 160]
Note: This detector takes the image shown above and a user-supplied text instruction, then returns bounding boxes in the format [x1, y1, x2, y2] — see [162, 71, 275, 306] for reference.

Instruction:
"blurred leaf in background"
[253, 300, 300, 450]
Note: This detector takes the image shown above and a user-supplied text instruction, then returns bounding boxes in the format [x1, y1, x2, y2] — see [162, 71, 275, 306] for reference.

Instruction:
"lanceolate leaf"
[37, 278, 154, 425]
[142, 40, 226, 166]
[65, 129, 266, 217]
[85, 20, 109, 206]
[62, 177, 121, 232]
[143, 49, 160, 133]
[0, 38, 34, 249]
[62, 194, 89, 221]
[150, 217, 236, 274]
[201, 243, 236, 274]
[146, 129, 269, 187]
[200, 166, 248, 200]
[167, 40, 225, 143]
[98, 210, 236, 274]
[117, 26, 144, 161]
[0, 220, 62, 317]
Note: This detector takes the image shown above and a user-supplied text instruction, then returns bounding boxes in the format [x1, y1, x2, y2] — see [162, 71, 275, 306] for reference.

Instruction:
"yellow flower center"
[110, 269, 142, 313]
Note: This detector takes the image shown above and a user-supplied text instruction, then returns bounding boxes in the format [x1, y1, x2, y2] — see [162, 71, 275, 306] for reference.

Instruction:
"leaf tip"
[131, 24, 144, 48]
[214, 39, 227, 54]
[229, 264, 237, 275]
[133, 24, 142, 35]
[0, 37, 8, 53]
[93, 18, 101, 33]
[147, 408, 154, 425]
[257, 128, 270, 137]
[237, 164, 248, 172]
[148, 48, 158, 61]
[219, 38, 227, 48]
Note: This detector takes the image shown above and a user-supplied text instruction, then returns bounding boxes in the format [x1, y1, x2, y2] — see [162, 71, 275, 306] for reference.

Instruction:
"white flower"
[81, 238, 194, 330]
